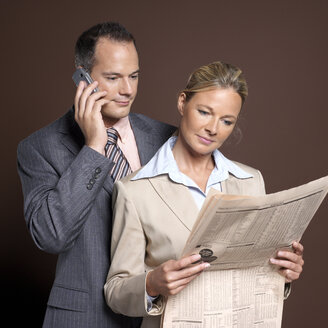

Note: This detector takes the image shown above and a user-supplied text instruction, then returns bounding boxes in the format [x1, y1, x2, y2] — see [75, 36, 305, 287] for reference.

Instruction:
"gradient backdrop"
[1, 0, 327, 326]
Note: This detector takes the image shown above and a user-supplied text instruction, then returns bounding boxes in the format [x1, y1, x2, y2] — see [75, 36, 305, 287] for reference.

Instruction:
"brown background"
[1, 0, 327, 326]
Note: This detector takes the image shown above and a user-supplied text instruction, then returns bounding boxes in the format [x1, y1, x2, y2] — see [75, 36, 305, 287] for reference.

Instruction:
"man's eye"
[130, 75, 139, 80]
[107, 77, 117, 81]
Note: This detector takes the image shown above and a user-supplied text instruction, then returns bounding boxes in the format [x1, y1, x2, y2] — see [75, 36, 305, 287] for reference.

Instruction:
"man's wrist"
[86, 143, 106, 156]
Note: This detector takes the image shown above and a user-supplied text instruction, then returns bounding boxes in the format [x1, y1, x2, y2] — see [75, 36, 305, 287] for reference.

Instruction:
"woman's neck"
[172, 136, 215, 192]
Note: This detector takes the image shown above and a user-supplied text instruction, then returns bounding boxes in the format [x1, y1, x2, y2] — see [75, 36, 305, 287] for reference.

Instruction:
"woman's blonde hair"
[182, 61, 248, 105]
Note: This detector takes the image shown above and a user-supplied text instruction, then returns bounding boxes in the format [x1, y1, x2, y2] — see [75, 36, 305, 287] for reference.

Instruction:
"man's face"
[90, 38, 139, 127]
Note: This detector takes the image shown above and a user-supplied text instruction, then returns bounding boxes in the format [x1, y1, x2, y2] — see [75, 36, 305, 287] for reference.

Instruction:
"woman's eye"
[198, 109, 209, 116]
[223, 120, 233, 126]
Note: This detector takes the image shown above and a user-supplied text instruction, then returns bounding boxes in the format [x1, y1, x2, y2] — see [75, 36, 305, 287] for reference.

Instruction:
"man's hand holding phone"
[73, 71, 109, 156]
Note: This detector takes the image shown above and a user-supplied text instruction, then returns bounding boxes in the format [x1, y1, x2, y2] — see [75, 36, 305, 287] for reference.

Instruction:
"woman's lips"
[197, 135, 213, 145]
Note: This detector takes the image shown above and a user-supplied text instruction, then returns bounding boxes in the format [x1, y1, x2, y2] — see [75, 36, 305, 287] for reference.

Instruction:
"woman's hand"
[270, 241, 304, 283]
[146, 254, 209, 297]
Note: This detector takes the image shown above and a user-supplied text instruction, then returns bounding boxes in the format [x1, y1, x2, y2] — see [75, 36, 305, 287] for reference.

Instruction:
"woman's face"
[177, 87, 242, 156]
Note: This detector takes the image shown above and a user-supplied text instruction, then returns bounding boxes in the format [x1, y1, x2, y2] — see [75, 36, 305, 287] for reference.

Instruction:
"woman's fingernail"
[191, 254, 201, 261]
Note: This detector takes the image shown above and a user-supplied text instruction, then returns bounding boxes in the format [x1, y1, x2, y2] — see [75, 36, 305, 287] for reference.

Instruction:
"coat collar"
[146, 173, 252, 231]
[148, 175, 199, 232]
[58, 109, 157, 157]
[129, 113, 158, 166]
[57, 109, 159, 195]
[221, 174, 245, 195]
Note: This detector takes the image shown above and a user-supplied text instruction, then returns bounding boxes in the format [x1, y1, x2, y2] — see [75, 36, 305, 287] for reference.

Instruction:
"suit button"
[95, 167, 101, 174]
[87, 184, 93, 190]
[92, 172, 99, 179]
[89, 178, 95, 185]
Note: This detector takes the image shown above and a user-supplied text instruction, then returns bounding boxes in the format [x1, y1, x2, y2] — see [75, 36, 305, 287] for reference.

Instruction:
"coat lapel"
[129, 114, 159, 166]
[149, 176, 199, 231]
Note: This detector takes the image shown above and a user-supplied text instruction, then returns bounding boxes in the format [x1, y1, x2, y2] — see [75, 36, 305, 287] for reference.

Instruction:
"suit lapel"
[129, 114, 159, 165]
[149, 176, 199, 231]
[59, 110, 156, 160]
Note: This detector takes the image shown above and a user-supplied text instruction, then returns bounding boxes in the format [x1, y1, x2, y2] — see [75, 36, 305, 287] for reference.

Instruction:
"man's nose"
[119, 78, 132, 95]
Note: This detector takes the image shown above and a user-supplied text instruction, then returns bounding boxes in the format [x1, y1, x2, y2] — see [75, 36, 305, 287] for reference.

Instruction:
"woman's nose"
[205, 119, 218, 135]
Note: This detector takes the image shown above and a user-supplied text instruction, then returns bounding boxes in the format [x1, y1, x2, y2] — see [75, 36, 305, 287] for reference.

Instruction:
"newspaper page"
[162, 267, 285, 328]
[162, 176, 328, 328]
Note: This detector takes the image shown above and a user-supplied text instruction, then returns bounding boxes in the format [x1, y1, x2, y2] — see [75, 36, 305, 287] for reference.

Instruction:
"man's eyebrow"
[102, 69, 140, 76]
[102, 72, 120, 76]
[130, 69, 140, 75]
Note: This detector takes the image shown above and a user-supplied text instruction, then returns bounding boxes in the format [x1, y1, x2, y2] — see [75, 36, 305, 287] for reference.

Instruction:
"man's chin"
[101, 106, 131, 119]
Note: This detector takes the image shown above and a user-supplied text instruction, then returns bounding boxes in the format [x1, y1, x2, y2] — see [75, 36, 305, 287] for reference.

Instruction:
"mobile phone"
[72, 67, 99, 93]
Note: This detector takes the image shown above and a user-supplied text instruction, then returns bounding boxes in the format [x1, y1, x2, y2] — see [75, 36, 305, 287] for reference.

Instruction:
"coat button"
[89, 178, 95, 185]
[87, 183, 93, 190]
[95, 167, 101, 174]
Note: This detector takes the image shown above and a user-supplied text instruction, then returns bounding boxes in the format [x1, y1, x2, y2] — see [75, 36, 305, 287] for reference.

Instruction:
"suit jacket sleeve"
[104, 180, 164, 317]
[17, 138, 112, 254]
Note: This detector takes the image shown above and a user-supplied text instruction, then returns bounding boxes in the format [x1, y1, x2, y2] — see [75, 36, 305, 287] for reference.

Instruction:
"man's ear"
[177, 93, 187, 116]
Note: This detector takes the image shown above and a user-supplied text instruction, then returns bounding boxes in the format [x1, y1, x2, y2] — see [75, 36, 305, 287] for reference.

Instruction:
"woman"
[104, 61, 304, 327]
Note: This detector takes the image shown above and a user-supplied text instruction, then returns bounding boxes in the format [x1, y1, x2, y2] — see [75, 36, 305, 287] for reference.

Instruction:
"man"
[17, 22, 176, 328]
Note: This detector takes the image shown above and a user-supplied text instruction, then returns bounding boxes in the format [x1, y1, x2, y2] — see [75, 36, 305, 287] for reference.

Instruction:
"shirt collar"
[132, 136, 253, 183]
[111, 116, 130, 144]
[132, 136, 179, 181]
[211, 149, 253, 180]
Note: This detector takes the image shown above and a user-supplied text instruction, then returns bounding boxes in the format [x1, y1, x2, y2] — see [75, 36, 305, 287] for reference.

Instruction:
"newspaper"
[162, 176, 328, 328]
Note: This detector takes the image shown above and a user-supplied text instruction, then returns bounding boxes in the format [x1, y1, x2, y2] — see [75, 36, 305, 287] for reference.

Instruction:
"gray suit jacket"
[105, 165, 266, 328]
[17, 108, 176, 328]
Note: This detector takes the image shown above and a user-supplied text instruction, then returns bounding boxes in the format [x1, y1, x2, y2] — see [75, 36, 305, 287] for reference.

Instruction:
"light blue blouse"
[132, 136, 253, 209]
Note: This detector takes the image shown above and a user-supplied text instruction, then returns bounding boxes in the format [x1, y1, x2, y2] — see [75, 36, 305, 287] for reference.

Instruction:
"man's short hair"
[74, 22, 136, 72]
